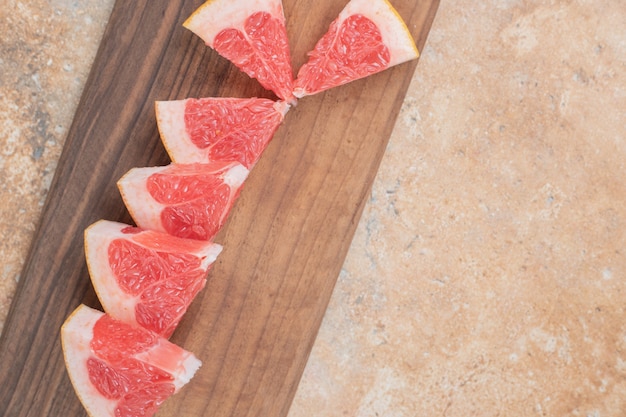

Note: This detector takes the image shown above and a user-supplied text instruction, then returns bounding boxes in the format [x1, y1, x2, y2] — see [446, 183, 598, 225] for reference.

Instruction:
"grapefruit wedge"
[293, 0, 419, 98]
[85, 220, 222, 338]
[61, 304, 201, 417]
[156, 97, 289, 169]
[184, 0, 296, 103]
[118, 162, 248, 241]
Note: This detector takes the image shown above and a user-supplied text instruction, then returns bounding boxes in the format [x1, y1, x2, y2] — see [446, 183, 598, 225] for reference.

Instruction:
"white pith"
[184, 0, 284, 46]
[62, 305, 116, 417]
[223, 163, 249, 188]
[118, 166, 169, 234]
[156, 100, 205, 164]
[85, 221, 137, 325]
[273, 100, 291, 116]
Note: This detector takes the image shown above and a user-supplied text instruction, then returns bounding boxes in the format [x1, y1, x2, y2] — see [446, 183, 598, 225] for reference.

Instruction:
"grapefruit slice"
[156, 97, 289, 169]
[85, 220, 222, 338]
[61, 304, 201, 417]
[184, 0, 296, 103]
[118, 162, 248, 241]
[293, 0, 419, 98]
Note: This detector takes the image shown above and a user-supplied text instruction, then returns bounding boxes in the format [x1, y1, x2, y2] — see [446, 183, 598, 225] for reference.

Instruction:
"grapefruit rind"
[118, 166, 167, 234]
[84, 220, 223, 333]
[183, 0, 295, 103]
[183, 0, 284, 49]
[293, 0, 419, 98]
[85, 221, 136, 325]
[155, 98, 290, 167]
[61, 305, 116, 417]
[117, 162, 249, 239]
[61, 304, 202, 417]
[341, 0, 419, 67]
[155, 100, 195, 163]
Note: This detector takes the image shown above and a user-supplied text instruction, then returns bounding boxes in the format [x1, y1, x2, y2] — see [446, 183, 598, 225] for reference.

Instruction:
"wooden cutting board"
[0, 0, 439, 416]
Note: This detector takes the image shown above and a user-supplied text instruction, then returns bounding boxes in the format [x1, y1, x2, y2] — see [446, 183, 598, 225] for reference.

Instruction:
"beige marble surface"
[2, 0, 626, 416]
[0, 0, 114, 326]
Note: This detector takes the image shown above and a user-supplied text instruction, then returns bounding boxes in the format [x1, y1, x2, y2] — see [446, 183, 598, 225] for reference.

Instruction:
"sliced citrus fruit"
[184, 0, 296, 103]
[61, 304, 201, 417]
[293, 0, 419, 98]
[156, 97, 289, 169]
[85, 220, 222, 338]
[118, 162, 248, 241]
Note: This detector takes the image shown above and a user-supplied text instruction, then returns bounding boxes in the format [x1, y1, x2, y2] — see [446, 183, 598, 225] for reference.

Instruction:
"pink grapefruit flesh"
[293, 0, 419, 98]
[85, 220, 222, 338]
[184, 0, 296, 103]
[156, 97, 289, 169]
[118, 162, 249, 241]
[61, 304, 201, 417]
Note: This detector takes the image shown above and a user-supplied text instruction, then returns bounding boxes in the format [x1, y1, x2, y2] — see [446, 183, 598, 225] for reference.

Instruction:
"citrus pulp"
[184, 0, 296, 102]
[293, 0, 419, 98]
[85, 220, 222, 338]
[61, 304, 200, 417]
[156, 97, 289, 169]
[118, 162, 248, 241]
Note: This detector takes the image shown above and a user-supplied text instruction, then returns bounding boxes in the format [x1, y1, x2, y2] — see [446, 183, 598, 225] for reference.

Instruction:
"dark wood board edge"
[0, 0, 440, 416]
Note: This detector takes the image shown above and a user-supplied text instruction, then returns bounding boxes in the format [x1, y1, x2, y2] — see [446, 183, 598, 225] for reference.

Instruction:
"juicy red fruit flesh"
[214, 11, 294, 101]
[87, 316, 176, 417]
[147, 169, 233, 241]
[108, 238, 207, 337]
[108, 240, 203, 296]
[295, 14, 391, 95]
[91, 315, 157, 361]
[184, 98, 282, 169]
[86, 358, 174, 399]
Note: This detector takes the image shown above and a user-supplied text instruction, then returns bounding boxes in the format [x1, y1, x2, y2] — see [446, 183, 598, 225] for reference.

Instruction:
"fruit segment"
[184, 0, 296, 103]
[156, 97, 289, 169]
[293, 0, 419, 98]
[118, 162, 249, 241]
[85, 220, 222, 338]
[61, 304, 201, 417]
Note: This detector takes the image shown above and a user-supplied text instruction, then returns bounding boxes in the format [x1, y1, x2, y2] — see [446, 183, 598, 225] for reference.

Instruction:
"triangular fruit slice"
[184, 0, 296, 103]
[156, 97, 289, 169]
[61, 304, 201, 417]
[85, 220, 222, 338]
[293, 0, 419, 98]
[118, 162, 248, 241]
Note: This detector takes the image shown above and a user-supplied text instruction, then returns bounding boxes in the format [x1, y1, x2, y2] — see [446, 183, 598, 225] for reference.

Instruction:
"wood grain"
[0, 0, 439, 416]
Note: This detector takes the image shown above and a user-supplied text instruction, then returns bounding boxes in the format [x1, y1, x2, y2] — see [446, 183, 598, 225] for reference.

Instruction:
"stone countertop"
[2, 1, 626, 415]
